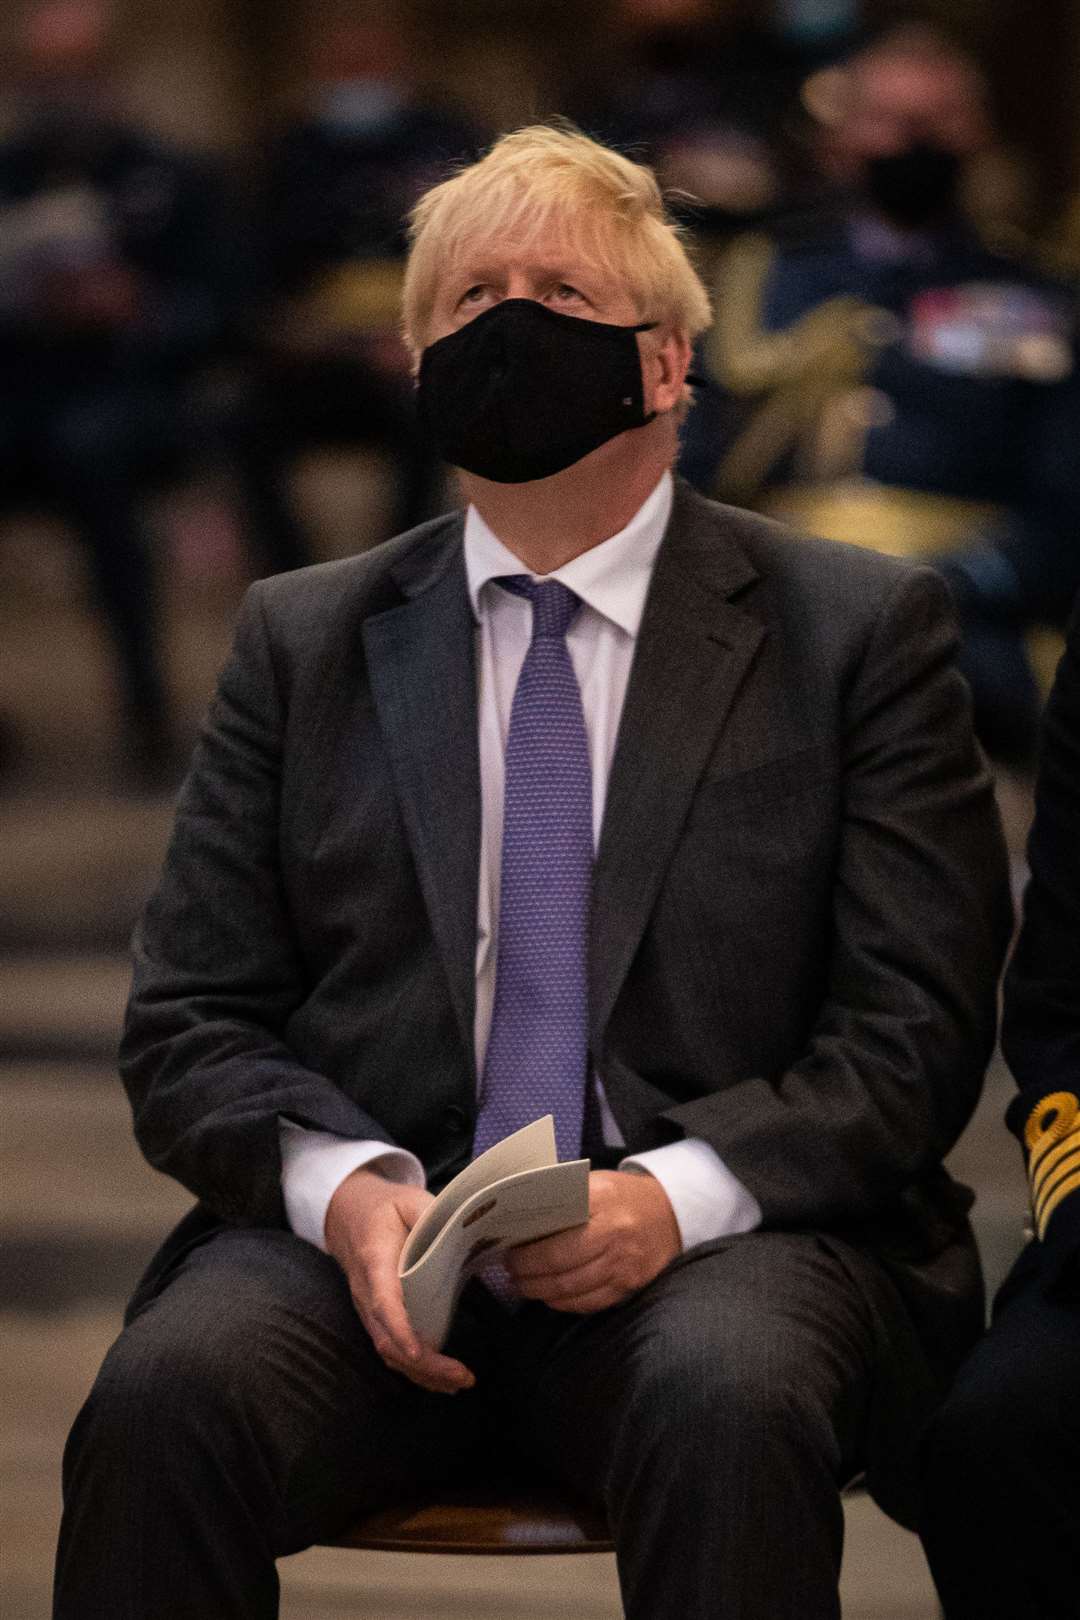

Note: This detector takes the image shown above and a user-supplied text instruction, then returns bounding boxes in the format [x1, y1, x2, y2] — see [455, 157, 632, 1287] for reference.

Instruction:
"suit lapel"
[363, 520, 481, 1082]
[590, 484, 764, 1043]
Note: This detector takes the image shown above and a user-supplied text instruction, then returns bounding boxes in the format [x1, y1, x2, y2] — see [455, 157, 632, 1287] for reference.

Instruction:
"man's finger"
[362, 1282, 424, 1363]
[360, 1304, 416, 1365]
[509, 1222, 604, 1279]
[372, 1313, 476, 1391]
[513, 1253, 612, 1302]
[360, 1293, 475, 1393]
[381, 1344, 476, 1394]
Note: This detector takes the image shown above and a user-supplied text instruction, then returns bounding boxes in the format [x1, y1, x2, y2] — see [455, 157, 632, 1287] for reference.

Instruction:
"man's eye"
[459, 286, 488, 306]
[552, 284, 584, 302]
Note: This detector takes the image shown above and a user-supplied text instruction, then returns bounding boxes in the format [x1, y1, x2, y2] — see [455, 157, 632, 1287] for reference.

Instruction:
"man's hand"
[506, 1169, 681, 1313]
[324, 1168, 476, 1395]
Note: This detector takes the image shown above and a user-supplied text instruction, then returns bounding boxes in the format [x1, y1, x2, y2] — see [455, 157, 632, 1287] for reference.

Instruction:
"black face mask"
[417, 298, 657, 483]
[864, 142, 962, 229]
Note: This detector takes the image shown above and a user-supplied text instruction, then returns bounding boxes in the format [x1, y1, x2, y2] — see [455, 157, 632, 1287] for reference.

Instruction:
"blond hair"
[402, 123, 712, 356]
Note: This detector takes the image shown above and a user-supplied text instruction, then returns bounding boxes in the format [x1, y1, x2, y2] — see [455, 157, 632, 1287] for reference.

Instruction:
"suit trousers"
[55, 1224, 915, 1620]
[920, 1243, 1080, 1619]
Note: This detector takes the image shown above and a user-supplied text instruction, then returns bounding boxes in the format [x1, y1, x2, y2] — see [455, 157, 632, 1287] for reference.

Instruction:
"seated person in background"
[682, 24, 1080, 769]
[0, 0, 231, 783]
[55, 124, 1010, 1620]
[921, 592, 1080, 1620]
[230, 17, 482, 572]
[567, 0, 842, 239]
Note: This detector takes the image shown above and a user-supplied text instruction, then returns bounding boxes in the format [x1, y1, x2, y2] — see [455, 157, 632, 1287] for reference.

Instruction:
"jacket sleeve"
[1002, 595, 1080, 1296]
[119, 581, 398, 1228]
[662, 566, 1013, 1230]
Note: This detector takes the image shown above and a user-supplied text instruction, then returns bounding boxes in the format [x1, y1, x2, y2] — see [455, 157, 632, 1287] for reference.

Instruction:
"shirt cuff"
[619, 1137, 762, 1251]
[279, 1120, 425, 1251]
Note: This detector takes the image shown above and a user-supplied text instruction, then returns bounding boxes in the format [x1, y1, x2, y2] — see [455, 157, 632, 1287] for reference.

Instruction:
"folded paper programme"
[398, 1116, 590, 1348]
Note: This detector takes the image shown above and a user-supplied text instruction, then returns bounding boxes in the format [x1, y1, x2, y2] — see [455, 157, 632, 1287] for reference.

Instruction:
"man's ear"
[645, 329, 693, 414]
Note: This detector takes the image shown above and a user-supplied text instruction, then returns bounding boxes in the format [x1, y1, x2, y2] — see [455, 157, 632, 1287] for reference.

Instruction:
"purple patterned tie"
[473, 577, 593, 1169]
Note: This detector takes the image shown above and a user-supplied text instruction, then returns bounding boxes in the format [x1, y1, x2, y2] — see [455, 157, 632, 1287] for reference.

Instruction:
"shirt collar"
[463, 469, 673, 638]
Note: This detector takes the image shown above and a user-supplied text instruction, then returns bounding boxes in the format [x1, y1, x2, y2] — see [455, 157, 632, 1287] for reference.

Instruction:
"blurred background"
[1, 0, 1077, 1614]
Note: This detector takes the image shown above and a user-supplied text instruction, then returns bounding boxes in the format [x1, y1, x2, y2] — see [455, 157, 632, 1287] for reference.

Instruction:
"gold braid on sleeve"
[1024, 1091, 1080, 1241]
[706, 234, 878, 504]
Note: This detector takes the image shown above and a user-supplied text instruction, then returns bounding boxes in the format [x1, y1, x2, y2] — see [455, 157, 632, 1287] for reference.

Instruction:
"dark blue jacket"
[683, 216, 1080, 616]
[1003, 596, 1080, 1296]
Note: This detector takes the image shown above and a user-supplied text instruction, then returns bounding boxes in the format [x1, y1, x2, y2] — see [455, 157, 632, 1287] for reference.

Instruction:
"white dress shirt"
[281, 470, 761, 1251]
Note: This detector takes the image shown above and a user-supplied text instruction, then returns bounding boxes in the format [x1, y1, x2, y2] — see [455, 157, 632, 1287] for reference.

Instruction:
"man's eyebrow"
[442, 262, 501, 295]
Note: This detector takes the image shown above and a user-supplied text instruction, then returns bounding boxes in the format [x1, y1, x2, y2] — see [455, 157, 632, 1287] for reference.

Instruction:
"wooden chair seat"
[330, 1483, 613, 1556]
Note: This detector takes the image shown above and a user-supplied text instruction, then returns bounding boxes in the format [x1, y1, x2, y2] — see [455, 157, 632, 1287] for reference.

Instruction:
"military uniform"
[231, 99, 482, 567]
[682, 215, 1080, 763]
[0, 118, 230, 776]
[921, 597, 1080, 1619]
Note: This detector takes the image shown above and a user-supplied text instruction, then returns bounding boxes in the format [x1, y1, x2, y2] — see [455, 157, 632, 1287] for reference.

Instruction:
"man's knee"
[620, 1295, 839, 1471]
[69, 1299, 259, 1482]
[70, 1234, 348, 1473]
[926, 1326, 1057, 1488]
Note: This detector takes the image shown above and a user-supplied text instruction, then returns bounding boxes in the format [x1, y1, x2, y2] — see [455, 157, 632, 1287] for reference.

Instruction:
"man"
[682, 25, 1080, 768]
[921, 595, 1080, 1619]
[230, 18, 482, 572]
[0, 0, 230, 782]
[55, 125, 1010, 1620]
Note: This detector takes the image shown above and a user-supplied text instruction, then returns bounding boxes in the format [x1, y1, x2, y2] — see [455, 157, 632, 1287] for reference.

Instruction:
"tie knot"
[496, 576, 581, 639]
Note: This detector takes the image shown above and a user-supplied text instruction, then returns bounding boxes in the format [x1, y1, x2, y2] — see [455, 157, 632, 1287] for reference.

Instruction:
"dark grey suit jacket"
[122, 480, 1011, 1368]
